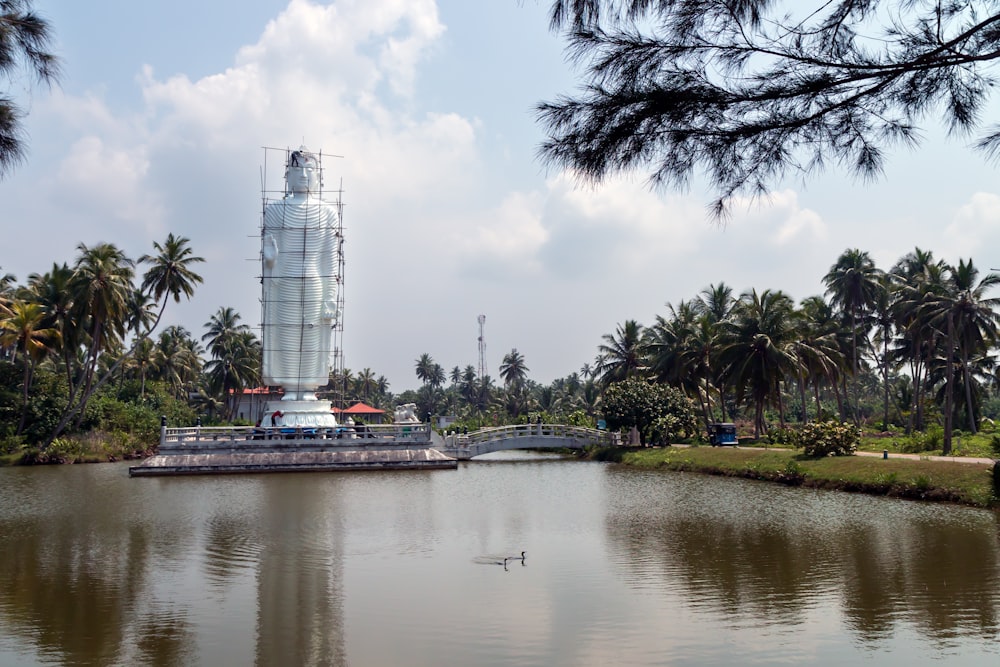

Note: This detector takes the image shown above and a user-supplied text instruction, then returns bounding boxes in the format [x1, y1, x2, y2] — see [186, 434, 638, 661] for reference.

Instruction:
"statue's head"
[286, 147, 321, 194]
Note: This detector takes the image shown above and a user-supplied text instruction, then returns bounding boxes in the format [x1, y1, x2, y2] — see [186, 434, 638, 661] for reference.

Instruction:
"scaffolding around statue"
[258, 145, 345, 428]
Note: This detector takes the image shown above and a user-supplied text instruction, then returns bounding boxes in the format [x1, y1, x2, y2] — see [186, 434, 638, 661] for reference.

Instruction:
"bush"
[602, 380, 698, 445]
[798, 421, 860, 457]
[767, 426, 800, 447]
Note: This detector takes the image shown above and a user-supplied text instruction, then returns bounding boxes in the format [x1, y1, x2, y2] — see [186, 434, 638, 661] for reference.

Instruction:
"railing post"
[160, 415, 167, 449]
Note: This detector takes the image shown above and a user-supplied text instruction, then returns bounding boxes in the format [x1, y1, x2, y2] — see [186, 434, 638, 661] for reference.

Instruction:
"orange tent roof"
[334, 402, 385, 414]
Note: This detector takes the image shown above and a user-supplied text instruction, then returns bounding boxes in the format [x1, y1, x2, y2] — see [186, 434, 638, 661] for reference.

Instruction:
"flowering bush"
[798, 421, 860, 457]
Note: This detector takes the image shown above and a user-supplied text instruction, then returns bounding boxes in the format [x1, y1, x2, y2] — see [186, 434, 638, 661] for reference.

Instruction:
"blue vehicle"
[707, 423, 738, 446]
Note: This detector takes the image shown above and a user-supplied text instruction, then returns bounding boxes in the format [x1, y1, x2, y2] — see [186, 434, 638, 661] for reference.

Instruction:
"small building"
[231, 387, 284, 423]
[333, 402, 387, 425]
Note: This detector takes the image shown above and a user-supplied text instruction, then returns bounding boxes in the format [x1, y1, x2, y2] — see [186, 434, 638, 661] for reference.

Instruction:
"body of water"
[1, 452, 998, 666]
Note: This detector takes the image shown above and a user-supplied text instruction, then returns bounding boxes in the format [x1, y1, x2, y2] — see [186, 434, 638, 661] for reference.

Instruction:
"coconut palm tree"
[127, 336, 158, 398]
[0, 299, 60, 434]
[595, 320, 645, 386]
[921, 259, 1000, 451]
[415, 353, 437, 386]
[0, 1, 59, 178]
[154, 326, 202, 398]
[789, 297, 845, 424]
[891, 251, 947, 432]
[354, 367, 377, 403]
[500, 348, 530, 388]
[138, 233, 205, 332]
[203, 308, 259, 420]
[25, 263, 77, 386]
[44, 242, 136, 439]
[645, 301, 716, 425]
[717, 289, 798, 437]
[823, 248, 883, 424]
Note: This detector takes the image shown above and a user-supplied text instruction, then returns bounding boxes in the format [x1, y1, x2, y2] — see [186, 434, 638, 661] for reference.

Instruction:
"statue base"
[263, 400, 337, 428]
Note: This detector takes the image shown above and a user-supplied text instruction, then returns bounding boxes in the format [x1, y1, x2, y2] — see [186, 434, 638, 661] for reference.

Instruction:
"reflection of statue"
[261, 148, 339, 402]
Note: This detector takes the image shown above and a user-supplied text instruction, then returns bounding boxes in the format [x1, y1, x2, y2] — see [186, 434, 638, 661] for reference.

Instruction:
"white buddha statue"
[261, 148, 340, 408]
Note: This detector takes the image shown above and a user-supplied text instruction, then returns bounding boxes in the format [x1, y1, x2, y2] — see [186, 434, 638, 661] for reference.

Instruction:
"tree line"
[4, 242, 997, 457]
[0, 236, 262, 448]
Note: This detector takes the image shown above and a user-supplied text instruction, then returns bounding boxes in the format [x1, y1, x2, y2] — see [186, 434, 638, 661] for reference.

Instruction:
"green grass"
[615, 446, 998, 508]
[859, 430, 998, 458]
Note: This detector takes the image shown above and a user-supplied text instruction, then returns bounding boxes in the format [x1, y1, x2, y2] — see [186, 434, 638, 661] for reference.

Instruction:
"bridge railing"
[444, 423, 613, 449]
[160, 423, 433, 449]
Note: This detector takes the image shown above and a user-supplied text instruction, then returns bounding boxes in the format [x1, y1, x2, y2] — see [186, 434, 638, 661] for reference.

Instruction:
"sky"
[4, 0, 1000, 393]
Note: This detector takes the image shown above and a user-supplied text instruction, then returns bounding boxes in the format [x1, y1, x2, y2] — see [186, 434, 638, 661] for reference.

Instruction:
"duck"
[508, 551, 526, 561]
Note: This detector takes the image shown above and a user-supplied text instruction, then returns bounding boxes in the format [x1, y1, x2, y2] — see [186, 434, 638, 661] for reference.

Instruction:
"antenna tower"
[477, 314, 487, 380]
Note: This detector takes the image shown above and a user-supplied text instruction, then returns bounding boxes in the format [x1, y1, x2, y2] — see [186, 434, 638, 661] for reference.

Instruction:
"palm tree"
[500, 348, 529, 388]
[869, 275, 897, 430]
[415, 353, 436, 386]
[699, 282, 735, 324]
[354, 368, 377, 403]
[127, 336, 158, 398]
[46, 242, 136, 439]
[891, 250, 947, 431]
[138, 233, 205, 332]
[645, 301, 715, 425]
[717, 289, 798, 437]
[0, 1, 59, 178]
[25, 263, 77, 387]
[922, 259, 1000, 451]
[202, 308, 258, 420]
[796, 295, 847, 421]
[595, 320, 645, 386]
[154, 326, 202, 398]
[823, 248, 883, 424]
[789, 297, 845, 424]
[0, 299, 60, 434]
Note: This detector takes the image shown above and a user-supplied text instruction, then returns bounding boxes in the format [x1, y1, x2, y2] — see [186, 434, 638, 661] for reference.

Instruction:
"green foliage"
[0, 434, 26, 456]
[602, 379, 697, 445]
[13, 369, 69, 444]
[563, 409, 595, 428]
[798, 420, 860, 457]
[899, 425, 944, 453]
[991, 435, 1000, 457]
[767, 426, 800, 447]
[46, 437, 86, 461]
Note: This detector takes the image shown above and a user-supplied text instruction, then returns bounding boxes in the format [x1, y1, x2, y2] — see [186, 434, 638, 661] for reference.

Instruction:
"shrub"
[767, 426, 800, 447]
[797, 420, 860, 457]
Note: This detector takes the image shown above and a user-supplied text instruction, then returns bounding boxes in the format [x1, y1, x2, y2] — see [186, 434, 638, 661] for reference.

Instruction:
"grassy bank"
[592, 446, 999, 508]
[0, 431, 154, 467]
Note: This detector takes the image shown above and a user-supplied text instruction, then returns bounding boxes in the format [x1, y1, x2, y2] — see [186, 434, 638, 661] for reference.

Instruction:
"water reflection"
[254, 476, 345, 667]
[0, 466, 192, 666]
[1, 458, 999, 666]
[603, 467, 1000, 644]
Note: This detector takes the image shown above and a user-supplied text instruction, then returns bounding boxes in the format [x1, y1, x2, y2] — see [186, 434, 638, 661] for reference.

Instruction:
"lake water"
[1, 452, 998, 666]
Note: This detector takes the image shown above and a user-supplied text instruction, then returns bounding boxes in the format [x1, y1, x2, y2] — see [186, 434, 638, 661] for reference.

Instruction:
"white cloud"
[56, 137, 165, 237]
[943, 192, 1000, 259]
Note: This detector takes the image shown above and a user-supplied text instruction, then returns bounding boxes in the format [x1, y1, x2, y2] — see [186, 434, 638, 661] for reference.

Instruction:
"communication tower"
[477, 314, 487, 380]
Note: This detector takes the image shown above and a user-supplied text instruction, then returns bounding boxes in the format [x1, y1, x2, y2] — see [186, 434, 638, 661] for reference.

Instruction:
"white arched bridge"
[436, 423, 613, 460]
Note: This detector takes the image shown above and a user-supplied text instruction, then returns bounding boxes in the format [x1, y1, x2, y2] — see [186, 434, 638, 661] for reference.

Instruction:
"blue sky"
[5, 0, 1000, 392]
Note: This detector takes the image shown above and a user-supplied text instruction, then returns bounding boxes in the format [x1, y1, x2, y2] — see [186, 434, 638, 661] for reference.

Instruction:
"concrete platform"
[129, 447, 457, 476]
[129, 423, 457, 476]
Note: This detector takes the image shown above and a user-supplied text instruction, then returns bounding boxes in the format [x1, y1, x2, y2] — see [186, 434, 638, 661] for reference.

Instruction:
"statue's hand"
[321, 300, 339, 323]
[263, 235, 278, 266]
